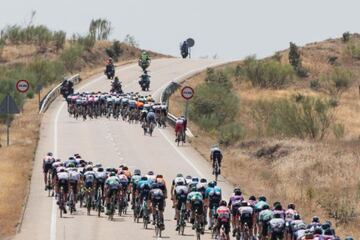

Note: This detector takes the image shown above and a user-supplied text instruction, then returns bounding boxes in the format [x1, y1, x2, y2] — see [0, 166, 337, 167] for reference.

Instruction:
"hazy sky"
[1, 0, 360, 59]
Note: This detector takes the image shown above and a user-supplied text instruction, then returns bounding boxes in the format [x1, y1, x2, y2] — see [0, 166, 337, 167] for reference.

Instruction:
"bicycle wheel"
[86, 194, 91, 216]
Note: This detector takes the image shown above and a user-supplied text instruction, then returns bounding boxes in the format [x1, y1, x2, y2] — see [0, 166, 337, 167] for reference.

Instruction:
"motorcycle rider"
[139, 71, 150, 90]
[181, 41, 189, 58]
[105, 57, 115, 79]
[139, 51, 151, 70]
[111, 77, 122, 93]
[60, 79, 74, 99]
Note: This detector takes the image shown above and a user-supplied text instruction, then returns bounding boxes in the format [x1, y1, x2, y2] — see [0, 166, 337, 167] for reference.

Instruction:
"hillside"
[169, 33, 360, 238]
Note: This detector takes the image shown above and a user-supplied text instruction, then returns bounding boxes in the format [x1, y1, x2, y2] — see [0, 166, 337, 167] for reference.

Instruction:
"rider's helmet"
[192, 177, 199, 183]
[67, 163, 75, 168]
[200, 178, 207, 183]
[108, 57, 113, 62]
[241, 201, 248, 206]
[86, 166, 93, 171]
[141, 176, 148, 181]
[219, 200, 227, 207]
[176, 173, 183, 178]
[321, 222, 331, 230]
[249, 195, 256, 201]
[312, 216, 320, 223]
[97, 167, 104, 172]
[234, 187, 242, 195]
[109, 172, 116, 177]
[47, 152, 53, 156]
[134, 169, 141, 175]
[293, 214, 301, 220]
[114, 76, 119, 81]
[122, 166, 128, 171]
[274, 203, 283, 211]
[208, 181, 216, 188]
[262, 204, 270, 210]
[185, 175, 192, 180]
[177, 180, 184, 186]
[288, 203, 296, 210]
[258, 196, 267, 202]
[147, 171, 154, 176]
[156, 174, 163, 179]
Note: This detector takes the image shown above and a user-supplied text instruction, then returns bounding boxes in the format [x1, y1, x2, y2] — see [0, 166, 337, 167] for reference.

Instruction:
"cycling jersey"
[57, 171, 69, 180]
[269, 218, 285, 233]
[187, 191, 203, 202]
[259, 209, 273, 222]
[255, 200, 269, 212]
[172, 177, 186, 187]
[216, 206, 231, 223]
[175, 185, 188, 199]
[131, 175, 142, 187]
[68, 170, 80, 182]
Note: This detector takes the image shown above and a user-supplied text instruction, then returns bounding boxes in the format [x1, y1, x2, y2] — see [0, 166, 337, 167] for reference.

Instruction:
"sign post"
[16, 79, 30, 93]
[181, 86, 194, 119]
[0, 95, 20, 146]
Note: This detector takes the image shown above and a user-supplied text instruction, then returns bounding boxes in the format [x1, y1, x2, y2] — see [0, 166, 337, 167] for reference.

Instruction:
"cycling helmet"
[185, 175, 192, 180]
[114, 76, 119, 81]
[345, 237, 354, 240]
[177, 180, 184, 186]
[67, 163, 75, 168]
[314, 228, 323, 235]
[234, 187, 242, 195]
[156, 174, 163, 179]
[312, 216, 320, 223]
[122, 166, 128, 170]
[59, 168, 66, 172]
[208, 181, 216, 188]
[249, 195, 256, 201]
[141, 176, 148, 181]
[322, 223, 331, 230]
[274, 204, 283, 211]
[293, 214, 301, 220]
[109, 172, 116, 177]
[262, 204, 270, 210]
[258, 196, 267, 202]
[200, 178, 207, 183]
[273, 201, 281, 207]
[119, 164, 124, 168]
[94, 164, 102, 168]
[176, 173, 183, 178]
[288, 203, 296, 210]
[47, 152, 53, 156]
[147, 171, 154, 175]
[86, 166, 93, 171]
[134, 169, 141, 175]
[241, 201, 248, 206]
[219, 200, 227, 206]
[192, 177, 199, 183]
[273, 213, 281, 218]
[74, 153, 81, 158]
[98, 167, 104, 172]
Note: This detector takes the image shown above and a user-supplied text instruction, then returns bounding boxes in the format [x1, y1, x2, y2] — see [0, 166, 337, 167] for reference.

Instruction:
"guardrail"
[39, 74, 80, 113]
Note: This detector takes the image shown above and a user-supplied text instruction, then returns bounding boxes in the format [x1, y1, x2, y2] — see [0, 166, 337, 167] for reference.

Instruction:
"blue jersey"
[205, 186, 221, 199]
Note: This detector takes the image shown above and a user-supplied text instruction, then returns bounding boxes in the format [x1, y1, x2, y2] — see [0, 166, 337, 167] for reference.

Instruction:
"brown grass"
[169, 36, 360, 238]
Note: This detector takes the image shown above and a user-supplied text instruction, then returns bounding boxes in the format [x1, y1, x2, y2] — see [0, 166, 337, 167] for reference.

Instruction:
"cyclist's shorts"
[231, 205, 241, 216]
[107, 188, 118, 198]
[85, 181, 93, 189]
[215, 221, 230, 234]
[152, 198, 164, 211]
[59, 179, 69, 193]
[191, 200, 203, 215]
[176, 197, 187, 211]
[69, 181, 78, 193]
[44, 163, 52, 173]
[241, 213, 253, 229]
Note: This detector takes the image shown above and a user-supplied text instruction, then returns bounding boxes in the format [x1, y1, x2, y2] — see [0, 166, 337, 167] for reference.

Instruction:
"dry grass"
[169, 36, 360, 238]
[0, 97, 40, 238]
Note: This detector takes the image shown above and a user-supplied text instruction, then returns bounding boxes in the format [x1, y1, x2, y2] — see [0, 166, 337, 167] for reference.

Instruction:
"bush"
[252, 96, 337, 139]
[89, 18, 112, 40]
[333, 123, 345, 139]
[218, 123, 244, 146]
[73, 34, 96, 51]
[295, 66, 309, 78]
[60, 44, 83, 73]
[342, 32, 351, 42]
[105, 40, 123, 61]
[205, 68, 232, 89]
[289, 42, 301, 69]
[53, 31, 66, 51]
[310, 79, 320, 91]
[124, 34, 139, 48]
[320, 67, 354, 97]
[241, 56, 294, 89]
[28, 58, 65, 85]
[346, 39, 360, 59]
[328, 56, 338, 65]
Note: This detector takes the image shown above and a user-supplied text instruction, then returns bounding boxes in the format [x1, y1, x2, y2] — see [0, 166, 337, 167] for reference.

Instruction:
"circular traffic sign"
[181, 86, 194, 100]
[16, 79, 30, 93]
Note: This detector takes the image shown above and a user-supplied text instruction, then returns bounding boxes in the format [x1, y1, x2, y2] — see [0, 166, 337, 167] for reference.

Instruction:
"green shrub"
[205, 68, 232, 89]
[252, 96, 337, 139]
[105, 40, 123, 61]
[53, 31, 66, 51]
[320, 67, 354, 97]
[190, 83, 239, 131]
[73, 34, 96, 51]
[218, 122, 244, 146]
[289, 42, 301, 69]
[241, 56, 294, 89]
[89, 18, 112, 40]
[124, 34, 139, 48]
[333, 123, 345, 139]
[234, 64, 242, 82]
[328, 56, 338, 65]
[28, 58, 65, 85]
[342, 32, 351, 42]
[60, 44, 83, 73]
[310, 79, 320, 91]
[346, 39, 360, 59]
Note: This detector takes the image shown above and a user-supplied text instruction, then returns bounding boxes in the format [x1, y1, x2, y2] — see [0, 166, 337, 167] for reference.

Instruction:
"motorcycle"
[138, 59, 150, 71]
[104, 64, 115, 80]
[60, 84, 74, 99]
[180, 42, 189, 58]
[138, 73, 150, 91]
[110, 82, 123, 94]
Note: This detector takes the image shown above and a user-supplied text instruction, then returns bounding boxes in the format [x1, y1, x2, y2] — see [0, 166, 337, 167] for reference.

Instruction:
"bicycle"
[59, 186, 65, 218]
[95, 187, 103, 217]
[108, 193, 117, 221]
[117, 188, 127, 216]
[133, 197, 141, 223]
[178, 202, 187, 235]
[194, 209, 203, 240]
[241, 222, 250, 240]
[84, 187, 93, 216]
[154, 203, 163, 238]
[141, 198, 150, 229]
[68, 185, 76, 215]
[176, 129, 185, 146]
[46, 171, 52, 197]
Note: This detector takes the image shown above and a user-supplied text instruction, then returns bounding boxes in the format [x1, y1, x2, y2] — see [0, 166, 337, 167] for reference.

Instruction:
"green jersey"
[187, 191, 203, 202]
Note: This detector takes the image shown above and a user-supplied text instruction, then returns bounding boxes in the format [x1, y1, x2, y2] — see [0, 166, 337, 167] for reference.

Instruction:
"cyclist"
[67, 164, 80, 209]
[210, 145, 223, 175]
[95, 167, 107, 200]
[83, 166, 96, 208]
[149, 183, 165, 230]
[205, 181, 222, 230]
[146, 170, 156, 183]
[155, 174, 168, 200]
[43, 152, 55, 190]
[285, 203, 297, 240]
[185, 175, 192, 185]
[239, 201, 254, 239]
[137, 176, 152, 219]
[307, 216, 321, 231]
[56, 168, 70, 214]
[228, 187, 244, 236]
[290, 214, 306, 240]
[269, 213, 286, 240]
[130, 169, 142, 208]
[174, 180, 188, 230]
[214, 200, 231, 240]
[175, 116, 186, 143]
[258, 204, 273, 240]
[104, 172, 121, 215]
[171, 173, 186, 208]
[187, 186, 205, 234]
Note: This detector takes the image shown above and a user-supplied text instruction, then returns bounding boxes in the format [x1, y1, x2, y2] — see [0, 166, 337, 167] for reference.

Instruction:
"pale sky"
[1, 0, 359, 59]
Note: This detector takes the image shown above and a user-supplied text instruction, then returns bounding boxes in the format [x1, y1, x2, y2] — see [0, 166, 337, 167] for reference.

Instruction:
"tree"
[89, 18, 112, 41]
[124, 34, 139, 48]
[289, 42, 301, 69]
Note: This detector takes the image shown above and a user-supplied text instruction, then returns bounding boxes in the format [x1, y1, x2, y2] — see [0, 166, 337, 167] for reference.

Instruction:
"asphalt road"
[14, 58, 234, 240]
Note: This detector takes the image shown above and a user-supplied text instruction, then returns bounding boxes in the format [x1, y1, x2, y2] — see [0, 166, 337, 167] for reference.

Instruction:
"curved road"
[14, 58, 234, 240]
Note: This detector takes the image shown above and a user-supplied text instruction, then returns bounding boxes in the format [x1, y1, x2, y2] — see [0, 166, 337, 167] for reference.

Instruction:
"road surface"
[14, 58, 234, 240]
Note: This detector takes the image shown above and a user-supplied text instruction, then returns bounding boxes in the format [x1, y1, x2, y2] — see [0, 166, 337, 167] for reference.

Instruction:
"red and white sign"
[181, 86, 194, 100]
[16, 79, 30, 93]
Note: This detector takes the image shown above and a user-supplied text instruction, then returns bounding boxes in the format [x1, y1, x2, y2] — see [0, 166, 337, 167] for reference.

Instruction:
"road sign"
[0, 95, 20, 114]
[16, 79, 30, 93]
[181, 86, 194, 100]
[186, 38, 195, 47]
